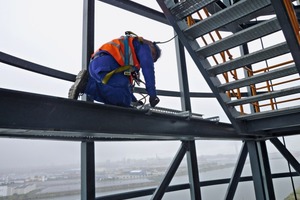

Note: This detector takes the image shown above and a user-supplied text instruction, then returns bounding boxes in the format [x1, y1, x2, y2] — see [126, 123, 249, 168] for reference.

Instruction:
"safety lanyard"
[124, 36, 129, 66]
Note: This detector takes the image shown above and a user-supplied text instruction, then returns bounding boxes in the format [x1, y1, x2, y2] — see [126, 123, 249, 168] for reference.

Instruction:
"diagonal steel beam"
[151, 141, 188, 200]
[270, 138, 300, 175]
[247, 140, 275, 200]
[270, 0, 300, 74]
[225, 142, 248, 200]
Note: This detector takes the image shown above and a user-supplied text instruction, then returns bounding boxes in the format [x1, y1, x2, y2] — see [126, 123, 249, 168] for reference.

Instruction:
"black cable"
[154, 34, 178, 45]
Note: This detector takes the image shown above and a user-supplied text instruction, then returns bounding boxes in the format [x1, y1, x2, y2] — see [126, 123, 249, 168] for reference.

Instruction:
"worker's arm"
[134, 41, 157, 98]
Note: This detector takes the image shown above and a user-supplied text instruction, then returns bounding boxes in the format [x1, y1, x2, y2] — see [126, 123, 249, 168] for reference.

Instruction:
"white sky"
[0, 0, 299, 171]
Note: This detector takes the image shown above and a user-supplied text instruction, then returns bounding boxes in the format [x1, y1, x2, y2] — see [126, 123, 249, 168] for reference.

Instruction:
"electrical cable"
[154, 34, 178, 45]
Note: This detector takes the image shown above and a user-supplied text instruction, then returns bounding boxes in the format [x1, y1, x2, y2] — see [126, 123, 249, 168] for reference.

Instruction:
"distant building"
[0, 186, 8, 197]
[14, 183, 36, 195]
[0, 185, 13, 197]
[129, 170, 147, 176]
[0, 184, 36, 197]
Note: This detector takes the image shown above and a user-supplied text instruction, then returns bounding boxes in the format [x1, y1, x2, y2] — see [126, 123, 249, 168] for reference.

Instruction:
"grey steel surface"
[0, 51, 75, 82]
[170, 0, 218, 20]
[228, 85, 300, 106]
[271, 0, 300, 74]
[186, 141, 201, 200]
[99, 0, 169, 25]
[259, 141, 276, 200]
[81, 142, 95, 200]
[175, 35, 192, 111]
[225, 142, 248, 200]
[0, 88, 244, 140]
[218, 64, 298, 91]
[238, 105, 300, 134]
[183, 0, 271, 39]
[157, 0, 244, 132]
[208, 42, 289, 75]
[197, 18, 281, 59]
[247, 141, 268, 200]
[81, 1, 95, 200]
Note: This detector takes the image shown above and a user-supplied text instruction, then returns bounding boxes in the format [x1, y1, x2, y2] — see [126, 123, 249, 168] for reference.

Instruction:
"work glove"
[149, 96, 160, 107]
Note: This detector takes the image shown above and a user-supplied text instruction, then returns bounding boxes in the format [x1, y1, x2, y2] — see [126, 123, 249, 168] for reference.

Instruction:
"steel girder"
[0, 88, 243, 141]
[98, 0, 169, 25]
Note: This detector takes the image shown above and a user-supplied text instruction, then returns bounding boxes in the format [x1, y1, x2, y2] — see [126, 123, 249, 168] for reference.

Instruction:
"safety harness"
[100, 31, 143, 85]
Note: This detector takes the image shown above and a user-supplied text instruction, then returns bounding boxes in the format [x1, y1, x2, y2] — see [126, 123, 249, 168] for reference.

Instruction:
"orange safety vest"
[98, 36, 141, 70]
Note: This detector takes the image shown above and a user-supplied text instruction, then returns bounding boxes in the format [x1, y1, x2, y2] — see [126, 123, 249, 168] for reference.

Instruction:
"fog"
[1, 0, 299, 173]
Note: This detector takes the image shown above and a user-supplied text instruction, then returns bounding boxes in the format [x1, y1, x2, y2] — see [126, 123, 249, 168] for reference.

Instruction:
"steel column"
[151, 141, 188, 200]
[82, 0, 95, 69]
[81, 1, 95, 200]
[186, 141, 201, 200]
[225, 142, 248, 200]
[175, 34, 192, 112]
[247, 141, 265, 200]
[247, 141, 275, 200]
[270, 138, 300, 174]
[257, 140, 275, 200]
[81, 141, 95, 200]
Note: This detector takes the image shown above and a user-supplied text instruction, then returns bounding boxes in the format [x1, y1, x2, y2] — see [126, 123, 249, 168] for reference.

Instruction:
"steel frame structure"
[1, 0, 300, 200]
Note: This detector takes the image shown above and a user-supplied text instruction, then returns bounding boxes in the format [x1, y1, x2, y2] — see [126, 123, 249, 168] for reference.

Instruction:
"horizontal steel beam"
[0, 51, 75, 82]
[96, 171, 299, 200]
[98, 0, 169, 25]
[241, 107, 300, 135]
[0, 88, 246, 141]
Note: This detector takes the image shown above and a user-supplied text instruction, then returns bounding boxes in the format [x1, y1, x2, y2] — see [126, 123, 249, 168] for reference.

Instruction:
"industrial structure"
[1, 0, 300, 199]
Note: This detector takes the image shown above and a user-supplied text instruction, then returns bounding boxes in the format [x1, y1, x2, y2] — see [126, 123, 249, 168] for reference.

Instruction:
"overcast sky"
[0, 0, 299, 172]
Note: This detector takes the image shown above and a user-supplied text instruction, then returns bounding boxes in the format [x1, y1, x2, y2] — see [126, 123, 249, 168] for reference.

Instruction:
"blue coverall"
[84, 38, 157, 107]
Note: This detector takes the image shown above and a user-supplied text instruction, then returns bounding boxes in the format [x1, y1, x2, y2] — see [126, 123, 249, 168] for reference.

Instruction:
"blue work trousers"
[84, 53, 133, 107]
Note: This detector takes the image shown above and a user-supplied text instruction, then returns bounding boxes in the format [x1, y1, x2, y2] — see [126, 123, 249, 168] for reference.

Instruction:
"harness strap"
[102, 65, 133, 84]
[124, 36, 129, 66]
[101, 33, 138, 85]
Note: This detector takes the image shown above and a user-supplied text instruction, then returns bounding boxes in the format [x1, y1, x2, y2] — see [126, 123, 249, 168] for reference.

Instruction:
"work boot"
[68, 69, 89, 99]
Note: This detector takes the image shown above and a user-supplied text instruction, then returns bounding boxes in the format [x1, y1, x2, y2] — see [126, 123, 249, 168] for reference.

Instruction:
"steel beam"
[243, 108, 300, 135]
[258, 140, 275, 199]
[270, 138, 300, 174]
[247, 141, 275, 200]
[82, 0, 95, 69]
[0, 51, 75, 82]
[151, 141, 188, 200]
[247, 141, 266, 200]
[175, 34, 192, 111]
[186, 141, 201, 200]
[81, 141, 96, 200]
[81, 1, 96, 200]
[0, 88, 245, 141]
[270, 0, 300, 74]
[98, 0, 169, 25]
[225, 142, 248, 200]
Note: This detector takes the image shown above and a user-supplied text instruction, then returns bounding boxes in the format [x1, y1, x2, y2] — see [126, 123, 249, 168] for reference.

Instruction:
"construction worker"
[68, 32, 161, 108]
